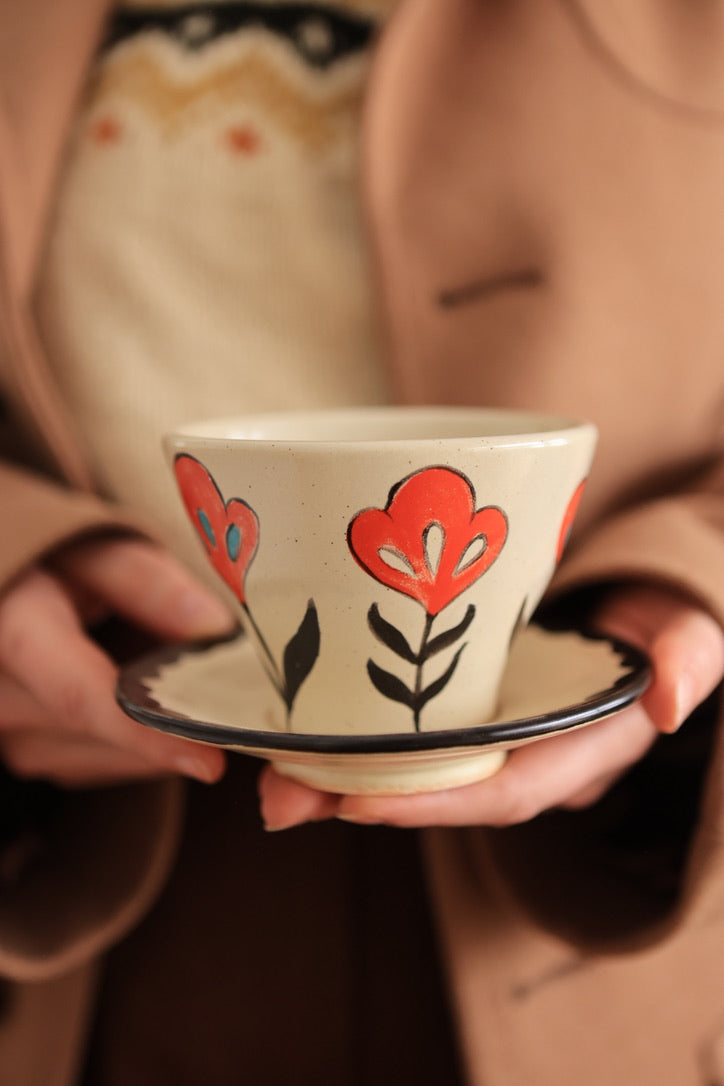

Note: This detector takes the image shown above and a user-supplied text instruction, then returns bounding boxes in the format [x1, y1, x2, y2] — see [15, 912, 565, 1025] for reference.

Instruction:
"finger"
[50, 536, 236, 642]
[0, 671, 56, 732]
[0, 658, 203, 786]
[0, 729, 182, 788]
[0, 570, 225, 782]
[333, 705, 656, 828]
[557, 770, 622, 810]
[258, 763, 342, 831]
[59, 576, 110, 628]
[594, 586, 724, 733]
[645, 608, 724, 733]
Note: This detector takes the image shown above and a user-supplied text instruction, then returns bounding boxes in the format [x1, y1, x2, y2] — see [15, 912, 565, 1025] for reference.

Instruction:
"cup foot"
[271, 747, 508, 795]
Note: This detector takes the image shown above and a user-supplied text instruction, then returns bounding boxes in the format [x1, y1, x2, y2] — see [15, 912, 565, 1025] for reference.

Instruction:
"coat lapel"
[0, 0, 113, 484]
[0, 0, 113, 296]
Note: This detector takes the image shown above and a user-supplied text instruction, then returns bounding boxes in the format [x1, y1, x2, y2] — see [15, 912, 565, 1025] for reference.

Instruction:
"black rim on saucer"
[116, 628, 651, 755]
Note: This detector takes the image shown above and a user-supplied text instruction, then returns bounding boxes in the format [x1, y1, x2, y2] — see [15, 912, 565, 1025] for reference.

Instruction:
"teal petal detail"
[226, 523, 241, 560]
[198, 509, 216, 547]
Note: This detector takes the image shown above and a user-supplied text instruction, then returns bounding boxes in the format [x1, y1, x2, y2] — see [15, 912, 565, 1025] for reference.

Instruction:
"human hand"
[0, 535, 235, 788]
[258, 584, 724, 829]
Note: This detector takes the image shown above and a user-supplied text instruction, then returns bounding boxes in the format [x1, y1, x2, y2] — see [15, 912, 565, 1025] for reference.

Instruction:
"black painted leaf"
[282, 599, 320, 713]
[366, 659, 415, 708]
[367, 603, 419, 663]
[423, 604, 476, 660]
[417, 644, 467, 713]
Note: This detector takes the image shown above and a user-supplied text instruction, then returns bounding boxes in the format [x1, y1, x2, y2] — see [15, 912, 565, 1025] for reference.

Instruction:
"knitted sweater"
[36, 0, 393, 580]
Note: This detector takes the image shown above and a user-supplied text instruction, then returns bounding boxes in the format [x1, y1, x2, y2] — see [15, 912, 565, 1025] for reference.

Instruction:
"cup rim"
[164, 405, 597, 450]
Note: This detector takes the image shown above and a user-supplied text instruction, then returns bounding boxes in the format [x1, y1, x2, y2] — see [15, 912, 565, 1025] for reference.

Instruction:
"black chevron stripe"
[104, 3, 377, 69]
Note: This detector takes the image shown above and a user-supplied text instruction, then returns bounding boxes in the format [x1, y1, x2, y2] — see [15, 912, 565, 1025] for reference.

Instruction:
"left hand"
[257, 584, 724, 830]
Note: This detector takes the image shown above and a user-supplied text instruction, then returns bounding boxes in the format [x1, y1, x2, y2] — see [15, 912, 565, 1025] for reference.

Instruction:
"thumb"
[50, 535, 237, 642]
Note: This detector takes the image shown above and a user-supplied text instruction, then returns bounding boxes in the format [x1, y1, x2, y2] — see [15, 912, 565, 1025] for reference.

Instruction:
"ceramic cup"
[164, 406, 597, 754]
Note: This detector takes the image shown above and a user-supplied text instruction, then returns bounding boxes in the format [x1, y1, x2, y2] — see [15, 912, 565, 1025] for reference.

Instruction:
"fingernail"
[263, 818, 304, 832]
[175, 756, 221, 783]
[671, 673, 697, 732]
[176, 589, 236, 638]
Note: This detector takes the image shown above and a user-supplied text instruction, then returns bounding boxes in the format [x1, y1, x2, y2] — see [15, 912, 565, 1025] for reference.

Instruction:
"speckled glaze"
[163, 407, 597, 766]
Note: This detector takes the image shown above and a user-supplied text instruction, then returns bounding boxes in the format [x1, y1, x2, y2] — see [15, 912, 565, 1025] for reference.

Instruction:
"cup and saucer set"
[117, 407, 650, 795]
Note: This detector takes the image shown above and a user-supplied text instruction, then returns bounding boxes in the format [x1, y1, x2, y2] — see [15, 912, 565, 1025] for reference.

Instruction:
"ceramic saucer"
[116, 624, 650, 795]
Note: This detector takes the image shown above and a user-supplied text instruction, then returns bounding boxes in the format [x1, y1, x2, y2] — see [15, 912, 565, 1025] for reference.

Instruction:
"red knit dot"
[90, 116, 122, 145]
[225, 125, 260, 155]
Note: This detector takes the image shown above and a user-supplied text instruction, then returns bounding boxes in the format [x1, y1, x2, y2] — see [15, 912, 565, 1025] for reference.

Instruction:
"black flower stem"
[413, 611, 436, 730]
[241, 602, 285, 699]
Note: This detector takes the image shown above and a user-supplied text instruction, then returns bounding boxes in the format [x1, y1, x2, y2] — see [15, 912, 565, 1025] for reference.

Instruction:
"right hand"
[0, 535, 235, 788]
[259, 583, 724, 829]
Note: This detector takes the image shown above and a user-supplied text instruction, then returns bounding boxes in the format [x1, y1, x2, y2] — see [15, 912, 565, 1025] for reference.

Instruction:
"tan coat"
[1, 1, 724, 1082]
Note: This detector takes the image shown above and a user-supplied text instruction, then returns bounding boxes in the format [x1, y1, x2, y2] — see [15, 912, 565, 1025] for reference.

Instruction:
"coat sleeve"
[471, 455, 724, 953]
[0, 457, 184, 982]
[549, 452, 724, 628]
[0, 458, 156, 588]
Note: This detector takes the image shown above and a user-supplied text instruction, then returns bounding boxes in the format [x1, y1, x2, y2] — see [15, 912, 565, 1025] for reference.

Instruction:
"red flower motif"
[348, 467, 508, 616]
[173, 454, 259, 604]
[556, 479, 586, 563]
